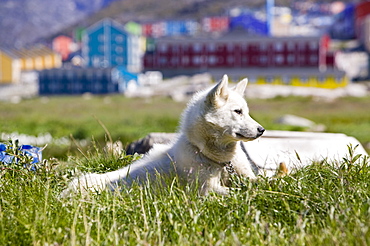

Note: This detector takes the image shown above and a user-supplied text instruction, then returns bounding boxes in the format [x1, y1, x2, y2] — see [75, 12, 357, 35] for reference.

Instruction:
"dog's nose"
[257, 126, 265, 137]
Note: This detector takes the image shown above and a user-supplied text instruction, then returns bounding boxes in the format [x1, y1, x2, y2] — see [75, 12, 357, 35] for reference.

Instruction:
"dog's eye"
[234, 109, 243, 115]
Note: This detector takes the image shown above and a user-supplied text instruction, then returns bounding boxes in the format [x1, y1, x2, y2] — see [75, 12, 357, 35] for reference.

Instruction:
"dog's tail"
[276, 162, 289, 177]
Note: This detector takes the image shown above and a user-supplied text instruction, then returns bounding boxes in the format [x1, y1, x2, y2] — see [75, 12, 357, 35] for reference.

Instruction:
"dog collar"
[197, 150, 236, 174]
[225, 161, 237, 175]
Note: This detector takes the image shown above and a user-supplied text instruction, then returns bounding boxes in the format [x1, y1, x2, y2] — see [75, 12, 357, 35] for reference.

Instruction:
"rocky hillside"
[0, 0, 114, 48]
[0, 0, 353, 48]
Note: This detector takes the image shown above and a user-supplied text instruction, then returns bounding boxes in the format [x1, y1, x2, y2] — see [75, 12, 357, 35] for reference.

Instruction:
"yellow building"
[224, 69, 348, 89]
[0, 49, 21, 83]
[0, 45, 62, 84]
[14, 45, 62, 71]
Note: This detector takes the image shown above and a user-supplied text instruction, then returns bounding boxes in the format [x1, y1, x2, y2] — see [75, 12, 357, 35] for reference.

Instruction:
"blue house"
[82, 18, 142, 73]
[229, 14, 268, 36]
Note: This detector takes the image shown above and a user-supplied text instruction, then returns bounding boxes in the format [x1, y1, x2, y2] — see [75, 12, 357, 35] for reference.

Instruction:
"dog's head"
[203, 74, 265, 142]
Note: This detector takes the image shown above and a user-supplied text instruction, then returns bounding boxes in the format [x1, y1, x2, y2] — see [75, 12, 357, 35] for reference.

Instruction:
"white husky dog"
[62, 75, 265, 196]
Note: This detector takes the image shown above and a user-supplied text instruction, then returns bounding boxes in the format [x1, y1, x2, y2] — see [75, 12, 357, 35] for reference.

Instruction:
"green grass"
[0, 94, 370, 245]
[0, 95, 181, 140]
[0, 95, 369, 159]
[0, 143, 369, 245]
[0, 96, 183, 159]
[251, 96, 370, 147]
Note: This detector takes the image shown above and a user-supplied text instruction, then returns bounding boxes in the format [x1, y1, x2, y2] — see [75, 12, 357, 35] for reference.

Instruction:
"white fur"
[62, 75, 265, 196]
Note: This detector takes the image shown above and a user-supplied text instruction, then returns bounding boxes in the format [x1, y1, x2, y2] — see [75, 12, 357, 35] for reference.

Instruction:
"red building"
[144, 33, 332, 75]
[142, 22, 167, 38]
[202, 16, 230, 33]
[355, 1, 370, 41]
[52, 35, 73, 61]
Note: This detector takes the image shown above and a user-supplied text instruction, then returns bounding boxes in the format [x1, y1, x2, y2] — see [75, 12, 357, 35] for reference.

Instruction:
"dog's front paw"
[200, 184, 230, 196]
[60, 173, 107, 197]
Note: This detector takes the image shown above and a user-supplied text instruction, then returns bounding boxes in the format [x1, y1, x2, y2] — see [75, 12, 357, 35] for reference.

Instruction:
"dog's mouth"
[235, 133, 246, 139]
[235, 132, 254, 140]
[235, 132, 263, 141]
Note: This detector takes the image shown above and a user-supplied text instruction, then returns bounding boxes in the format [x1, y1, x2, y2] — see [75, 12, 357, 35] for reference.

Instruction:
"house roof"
[85, 18, 129, 36]
[153, 31, 321, 44]
[11, 45, 57, 58]
[0, 47, 20, 59]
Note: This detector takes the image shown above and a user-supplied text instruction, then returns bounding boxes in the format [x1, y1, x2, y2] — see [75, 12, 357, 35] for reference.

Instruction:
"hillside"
[58, 0, 267, 37]
[0, 0, 354, 48]
[96, 0, 265, 21]
[46, 0, 353, 42]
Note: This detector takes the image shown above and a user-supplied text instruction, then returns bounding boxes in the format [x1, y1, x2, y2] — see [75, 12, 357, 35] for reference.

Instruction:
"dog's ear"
[233, 78, 248, 96]
[206, 74, 229, 108]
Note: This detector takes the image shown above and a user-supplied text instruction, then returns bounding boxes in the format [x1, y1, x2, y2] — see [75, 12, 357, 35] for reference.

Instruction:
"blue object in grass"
[0, 143, 42, 170]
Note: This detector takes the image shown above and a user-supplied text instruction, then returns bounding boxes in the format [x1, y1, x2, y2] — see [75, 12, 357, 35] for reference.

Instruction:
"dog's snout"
[257, 126, 265, 137]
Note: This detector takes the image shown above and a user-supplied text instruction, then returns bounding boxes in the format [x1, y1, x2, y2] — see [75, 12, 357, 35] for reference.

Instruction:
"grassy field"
[0, 142, 369, 245]
[0, 95, 369, 158]
[0, 94, 370, 245]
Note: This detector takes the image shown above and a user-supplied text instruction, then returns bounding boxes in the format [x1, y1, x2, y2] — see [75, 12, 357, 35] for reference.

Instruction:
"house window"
[159, 44, 168, 53]
[266, 76, 274, 83]
[309, 41, 318, 51]
[208, 55, 217, 65]
[115, 46, 124, 53]
[282, 76, 290, 84]
[192, 56, 201, 65]
[182, 56, 189, 65]
[260, 55, 268, 64]
[193, 43, 202, 53]
[250, 43, 258, 51]
[275, 54, 284, 64]
[299, 42, 306, 51]
[208, 43, 216, 52]
[301, 76, 308, 83]
[115, 35, 124, 43]
[26, 58, 33, 70]
[227, 55, 234, 64]
[287, 54, 295, 64]
[172, 45, 179, 53]
[217, 44, 224, 51]
[260, 43, 268, 51]
[35, 57, 43, 70]
[115, 56, 124, 64]
[182, 44, 189, 52]
[159, 57, 168, 66]
[171, 57, 179, 66]
[44, 55, 52, 68]
[287, 42, 295, 51]
[92, 56, 99, 67]
[227, 44, 234, 52]
[101, 59, 109, 68]
[318, 76, 326, 83]
[241, 56, 248, 64]
[310, 54, 318, 63]
[275, 42, 283, 52]
[93, 82, 102, 92]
